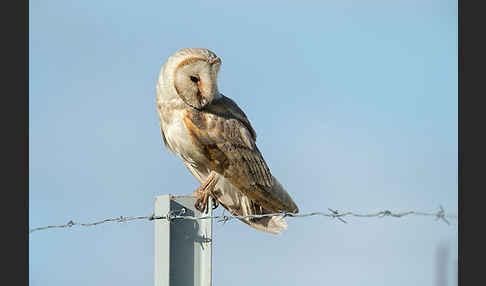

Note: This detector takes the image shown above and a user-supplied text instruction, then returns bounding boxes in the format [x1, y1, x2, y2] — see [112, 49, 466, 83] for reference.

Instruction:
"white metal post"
[154, 195, 212, 286]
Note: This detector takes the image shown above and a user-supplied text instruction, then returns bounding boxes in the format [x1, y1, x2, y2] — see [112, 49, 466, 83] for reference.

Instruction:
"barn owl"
[156, 48, 299, 234]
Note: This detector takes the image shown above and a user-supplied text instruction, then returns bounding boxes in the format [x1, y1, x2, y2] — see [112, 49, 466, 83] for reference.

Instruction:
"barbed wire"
[29, 205, 457, 234]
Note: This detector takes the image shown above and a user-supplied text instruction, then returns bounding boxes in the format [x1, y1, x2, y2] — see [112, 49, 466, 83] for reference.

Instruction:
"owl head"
[157, 48, 222, 110]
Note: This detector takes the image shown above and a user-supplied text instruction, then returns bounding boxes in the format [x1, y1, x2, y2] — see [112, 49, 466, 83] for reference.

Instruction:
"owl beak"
[198, 90, 217, 108]
[197, 79, 218, 108]
[198, 92, 210, 108]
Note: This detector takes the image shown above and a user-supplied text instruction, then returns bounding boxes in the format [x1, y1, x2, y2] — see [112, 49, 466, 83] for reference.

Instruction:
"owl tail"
[212, 175, 297, 234]
[238, 207, 288, 235]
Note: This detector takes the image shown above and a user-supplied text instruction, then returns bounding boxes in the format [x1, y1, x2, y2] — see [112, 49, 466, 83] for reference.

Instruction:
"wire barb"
[435, 205, 450, 225]
[29, 207, 457, 234]
[328, 208, 347, 224]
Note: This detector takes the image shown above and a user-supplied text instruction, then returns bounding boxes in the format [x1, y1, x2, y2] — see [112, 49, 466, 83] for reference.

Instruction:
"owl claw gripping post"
[156, 48, 299, 234]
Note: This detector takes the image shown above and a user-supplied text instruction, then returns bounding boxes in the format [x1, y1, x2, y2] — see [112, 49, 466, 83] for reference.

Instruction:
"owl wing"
[183, 95, 294, 212]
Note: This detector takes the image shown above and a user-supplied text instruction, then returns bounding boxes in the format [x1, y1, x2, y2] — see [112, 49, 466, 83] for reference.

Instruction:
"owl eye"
[190, 76, 199, 83]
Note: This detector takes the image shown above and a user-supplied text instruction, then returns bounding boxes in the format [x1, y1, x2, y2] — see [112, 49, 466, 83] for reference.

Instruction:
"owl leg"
[194, 171, 220, 213]
[194, 181, 219, 213]
[192, 171, 216, 197]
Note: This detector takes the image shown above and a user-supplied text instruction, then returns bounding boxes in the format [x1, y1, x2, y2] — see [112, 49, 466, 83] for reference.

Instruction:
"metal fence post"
[154, 195, 212, 286]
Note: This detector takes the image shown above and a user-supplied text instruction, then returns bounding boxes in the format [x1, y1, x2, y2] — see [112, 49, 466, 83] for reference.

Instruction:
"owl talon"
[193, 171, 220, 213]
[194, 197, 206, 213]
[194, 191, 219, 213]
[194, 198, 201, 211]
[195, 192, 210, 213]
[212, 197, 219, 209]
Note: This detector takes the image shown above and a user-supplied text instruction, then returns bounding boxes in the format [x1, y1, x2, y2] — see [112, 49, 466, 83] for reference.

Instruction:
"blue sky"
[29, 1, 457, 285]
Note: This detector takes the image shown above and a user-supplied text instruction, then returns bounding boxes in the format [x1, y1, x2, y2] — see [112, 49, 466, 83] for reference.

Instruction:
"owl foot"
[194, 171, 220, 213]
[194, 191, 219, 213]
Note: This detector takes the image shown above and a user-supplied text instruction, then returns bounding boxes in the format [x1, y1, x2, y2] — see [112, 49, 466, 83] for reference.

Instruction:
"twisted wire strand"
[29, 206, 456, 234]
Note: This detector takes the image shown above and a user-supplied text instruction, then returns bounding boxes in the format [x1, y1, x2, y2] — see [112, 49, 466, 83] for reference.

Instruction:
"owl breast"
[162, 108, 213, 174]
